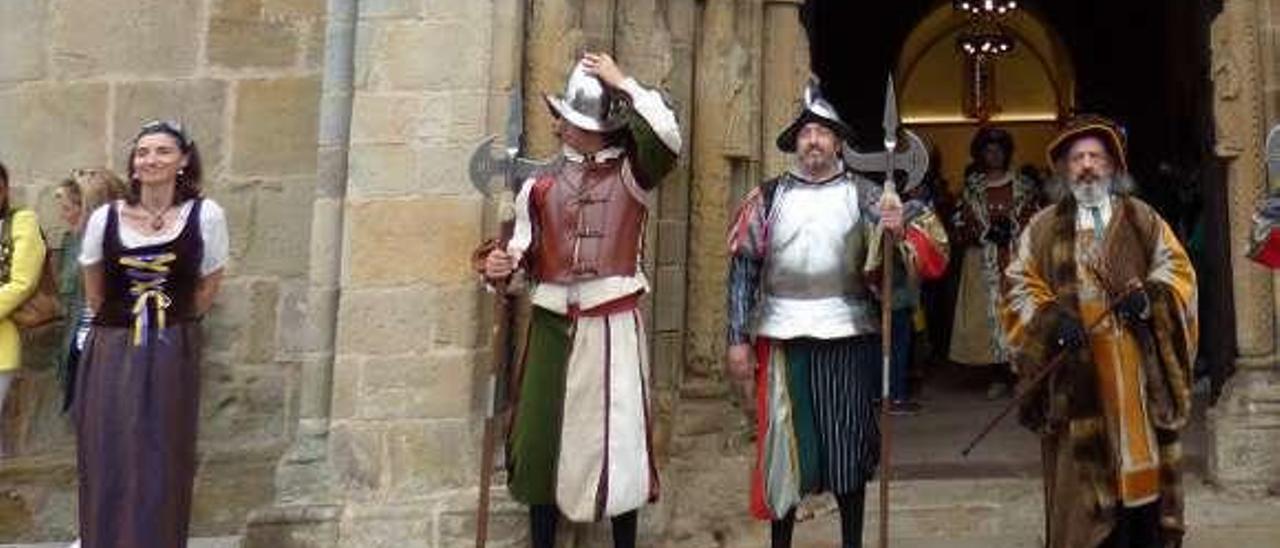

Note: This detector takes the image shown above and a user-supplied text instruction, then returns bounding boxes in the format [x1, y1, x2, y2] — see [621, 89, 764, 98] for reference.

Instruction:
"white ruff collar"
[984, 172, 1014, 188]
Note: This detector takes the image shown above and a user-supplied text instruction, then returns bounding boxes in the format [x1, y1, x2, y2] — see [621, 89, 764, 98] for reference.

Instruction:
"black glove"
[1054, 314, 1086, 351]
[983, 216, 1015, 246]
[1115, 287, 1151, 325]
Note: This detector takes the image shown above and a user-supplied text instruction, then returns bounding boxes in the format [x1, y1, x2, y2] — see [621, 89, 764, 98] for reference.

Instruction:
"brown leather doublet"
[531, 158, 648, 283]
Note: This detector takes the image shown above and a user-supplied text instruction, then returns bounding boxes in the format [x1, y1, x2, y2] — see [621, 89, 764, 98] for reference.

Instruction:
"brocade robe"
[1002, 195, 1198, 548]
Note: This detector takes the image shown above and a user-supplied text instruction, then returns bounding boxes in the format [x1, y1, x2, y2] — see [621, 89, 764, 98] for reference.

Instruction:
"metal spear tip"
[882, 75, 900, 150]
[505, 82, 524, 158]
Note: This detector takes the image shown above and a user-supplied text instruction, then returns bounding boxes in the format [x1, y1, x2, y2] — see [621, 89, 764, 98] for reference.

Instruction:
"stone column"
[245, 0, 530, 546]
[760, 0, 810, 178]
[614, 1, 698, 541]
[685, 0, 763, 381]
[1207, 0, 1280, 494]
[525, 0, 589, 158]
[242, 0, 355, 543]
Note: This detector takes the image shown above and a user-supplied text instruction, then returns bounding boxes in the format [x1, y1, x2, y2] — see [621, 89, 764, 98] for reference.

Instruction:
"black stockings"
[529, 505, 638, 548]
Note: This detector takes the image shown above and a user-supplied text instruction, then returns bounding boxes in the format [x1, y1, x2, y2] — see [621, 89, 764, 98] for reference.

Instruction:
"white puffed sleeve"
[77, 203, 112, 266]
[200, 199, 230, 276]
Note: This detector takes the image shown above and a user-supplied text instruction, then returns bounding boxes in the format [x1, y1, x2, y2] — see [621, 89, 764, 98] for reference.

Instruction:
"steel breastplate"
[758, 175, 877, 339]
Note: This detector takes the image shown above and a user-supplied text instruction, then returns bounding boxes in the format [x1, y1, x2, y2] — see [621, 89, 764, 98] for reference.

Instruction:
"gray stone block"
[0, 84, 108, 179]
[231, 77, 322, 177]
[49, 0, 200, 79]
[0, 1, 48, 83]
[112, 79, 231, 179]
[244, 504, 340, 548]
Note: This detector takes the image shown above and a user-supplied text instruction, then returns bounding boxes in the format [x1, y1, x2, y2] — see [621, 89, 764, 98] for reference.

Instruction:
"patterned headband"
[135, 119, 193, 149]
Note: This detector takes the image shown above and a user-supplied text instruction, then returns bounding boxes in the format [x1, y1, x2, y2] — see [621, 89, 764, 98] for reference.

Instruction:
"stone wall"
[1207, 0, 1280, 495]
[4, 0, 1280, 545]
[246, 0, 515, 546]
[321, 0, 498, 542]
[244, 0, 702, 545]
[0, 0, 323, 540]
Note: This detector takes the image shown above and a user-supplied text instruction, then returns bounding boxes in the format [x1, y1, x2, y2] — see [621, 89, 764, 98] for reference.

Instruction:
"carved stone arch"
[896, 4, 1075, 123]
[892, 4, 1075, 193]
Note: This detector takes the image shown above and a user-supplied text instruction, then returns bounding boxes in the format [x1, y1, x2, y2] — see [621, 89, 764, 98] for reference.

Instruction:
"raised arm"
[582, 52, 682, 189]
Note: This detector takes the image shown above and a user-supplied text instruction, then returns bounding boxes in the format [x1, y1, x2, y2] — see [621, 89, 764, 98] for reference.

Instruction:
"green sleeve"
[627, 111, 678, 189]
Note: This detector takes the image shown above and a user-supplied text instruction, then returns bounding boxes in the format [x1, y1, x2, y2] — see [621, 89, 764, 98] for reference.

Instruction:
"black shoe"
[888, 399, 921, 416]
[985, 381, 1011, 400]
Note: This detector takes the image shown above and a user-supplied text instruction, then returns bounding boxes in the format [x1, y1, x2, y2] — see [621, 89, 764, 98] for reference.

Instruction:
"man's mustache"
[1076, 171, 1101, 184]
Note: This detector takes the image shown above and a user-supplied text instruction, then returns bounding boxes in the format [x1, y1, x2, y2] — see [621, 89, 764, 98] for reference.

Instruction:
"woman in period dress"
[74, 121, 229, 548]
[947, 128, 1040, 398]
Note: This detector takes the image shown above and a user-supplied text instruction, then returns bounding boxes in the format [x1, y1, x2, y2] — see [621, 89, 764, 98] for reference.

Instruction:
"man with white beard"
[1001, 115, 1198, 548]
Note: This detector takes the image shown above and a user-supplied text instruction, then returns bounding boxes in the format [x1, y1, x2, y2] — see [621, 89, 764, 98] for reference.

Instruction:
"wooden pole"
[878, 204, 896, 548]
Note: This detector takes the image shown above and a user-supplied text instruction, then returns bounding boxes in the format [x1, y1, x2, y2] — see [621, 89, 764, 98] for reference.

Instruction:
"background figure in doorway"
[948, 127, 1041, 399]
[887, 174, 943, 414]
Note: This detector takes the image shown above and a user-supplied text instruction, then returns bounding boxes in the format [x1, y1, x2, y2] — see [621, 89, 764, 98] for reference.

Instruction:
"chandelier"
[952, 4, 1020, 120]
[953, 0, 1019, 16]
[957, 27, 1015, 57]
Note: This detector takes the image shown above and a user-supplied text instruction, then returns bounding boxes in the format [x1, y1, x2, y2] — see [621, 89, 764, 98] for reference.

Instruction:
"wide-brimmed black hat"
[776, 79, 854, 152]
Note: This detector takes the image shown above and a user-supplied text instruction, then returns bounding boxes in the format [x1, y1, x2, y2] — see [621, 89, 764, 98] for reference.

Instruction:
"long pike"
[878, 75, 900, 548]
[472, 68, 527, 548]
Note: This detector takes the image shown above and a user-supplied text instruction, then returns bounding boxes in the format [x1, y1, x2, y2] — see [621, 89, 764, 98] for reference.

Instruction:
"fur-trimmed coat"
[1001, 195, 1198, 548]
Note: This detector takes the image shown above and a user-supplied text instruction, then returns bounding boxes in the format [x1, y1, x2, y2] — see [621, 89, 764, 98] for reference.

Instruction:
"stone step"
[796, 536, 1042, 548]
[664, 474, 1280, 547]
[780, 531, 1278, 548]
[0, 537, 240, 548]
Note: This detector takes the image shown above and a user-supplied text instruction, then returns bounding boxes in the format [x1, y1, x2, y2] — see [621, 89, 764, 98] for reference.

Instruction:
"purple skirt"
[73, 324, 202, 548]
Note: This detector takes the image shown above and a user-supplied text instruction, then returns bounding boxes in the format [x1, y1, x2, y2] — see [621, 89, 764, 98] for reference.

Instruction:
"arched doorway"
[801, 0, 1232, 476]
[896, 4, 1072, 193]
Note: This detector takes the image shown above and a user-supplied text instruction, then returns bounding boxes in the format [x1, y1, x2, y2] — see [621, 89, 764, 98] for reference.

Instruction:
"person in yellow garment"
[1001, 115, 1198, 548]
[0, 160, 48, 458]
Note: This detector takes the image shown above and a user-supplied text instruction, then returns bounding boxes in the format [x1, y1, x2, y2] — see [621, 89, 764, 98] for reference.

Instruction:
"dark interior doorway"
[800, 0, 1231, 475]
